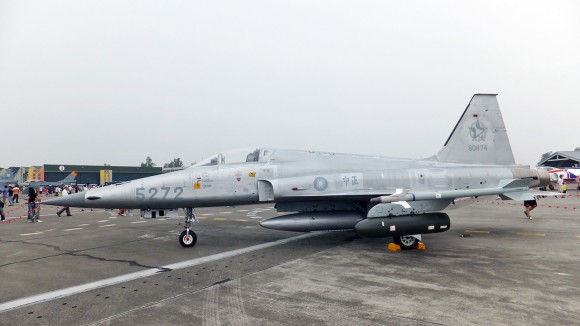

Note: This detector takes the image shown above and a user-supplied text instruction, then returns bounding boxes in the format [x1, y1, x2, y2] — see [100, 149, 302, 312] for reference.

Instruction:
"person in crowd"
[1, 185, 8, 207]
[27, 187, 38, 221]
[0, 198, 5, 222]
[562, 181, 567, 198]
[557, 175, 564, 194]
[524, 195, 538, 220]
[8, 186, 13, 206]
[12, 185, 20, 203]
[56, 186, 72, 217]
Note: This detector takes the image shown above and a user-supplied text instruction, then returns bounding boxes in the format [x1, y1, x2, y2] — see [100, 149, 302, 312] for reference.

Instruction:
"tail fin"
[62, 171, 78, 182]
[434, 94, 515, 165]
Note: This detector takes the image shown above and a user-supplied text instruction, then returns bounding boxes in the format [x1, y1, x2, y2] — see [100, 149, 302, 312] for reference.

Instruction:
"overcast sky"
[1, 0, 579, 168]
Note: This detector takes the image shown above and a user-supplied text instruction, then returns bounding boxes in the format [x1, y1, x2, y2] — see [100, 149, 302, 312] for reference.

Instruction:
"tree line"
[141, 157, 184, 168]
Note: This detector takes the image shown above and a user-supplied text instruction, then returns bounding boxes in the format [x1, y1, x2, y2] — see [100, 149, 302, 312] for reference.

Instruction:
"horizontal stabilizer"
[500, 191, 535, 201]
[498, 179, 532, 189]
[529, 190, 564, 197]
[500, 189, 562, 201]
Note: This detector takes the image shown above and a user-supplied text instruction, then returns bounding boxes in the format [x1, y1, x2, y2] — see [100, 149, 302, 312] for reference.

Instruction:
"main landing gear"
[179, 208, 198, 248]
[390, 235, 425, 251]
[393, 235, 420, 250]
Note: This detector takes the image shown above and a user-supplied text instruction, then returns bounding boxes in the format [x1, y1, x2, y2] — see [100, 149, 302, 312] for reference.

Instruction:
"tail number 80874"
[468, 145, 488, 151]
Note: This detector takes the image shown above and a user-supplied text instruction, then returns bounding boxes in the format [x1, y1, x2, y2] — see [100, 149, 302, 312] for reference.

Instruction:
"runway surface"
[1, 194, 579, 325]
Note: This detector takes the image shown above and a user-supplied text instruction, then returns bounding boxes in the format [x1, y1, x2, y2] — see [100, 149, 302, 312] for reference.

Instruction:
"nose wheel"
[179, 229, 197, 247]
[179, 207, 198, 248]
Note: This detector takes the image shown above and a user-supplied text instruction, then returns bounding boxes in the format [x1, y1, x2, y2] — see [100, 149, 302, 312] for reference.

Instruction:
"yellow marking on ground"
[516, 232, 545, 237]
[198, 216, 208, 220]
[235, 219, 249, 222]
[465, 230, 490, 234]
[576, 235, 580, 239]
[276, 212, 285, 215]
[214, 217, 226, 221]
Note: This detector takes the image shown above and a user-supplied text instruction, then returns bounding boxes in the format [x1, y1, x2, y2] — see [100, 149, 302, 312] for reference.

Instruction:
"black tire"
[396, 235, 419, 250]
[179, 230, 197, 247]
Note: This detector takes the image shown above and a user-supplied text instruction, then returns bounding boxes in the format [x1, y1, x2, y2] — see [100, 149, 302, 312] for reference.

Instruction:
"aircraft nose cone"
[43, 192, 87, 207]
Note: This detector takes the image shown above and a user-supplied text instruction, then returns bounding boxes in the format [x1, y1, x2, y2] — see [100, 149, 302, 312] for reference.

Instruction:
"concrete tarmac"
[0, 194, 579, 325]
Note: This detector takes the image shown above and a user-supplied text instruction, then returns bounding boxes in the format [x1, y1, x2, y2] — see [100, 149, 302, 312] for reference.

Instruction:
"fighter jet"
[22, 171, 78, 188]
[0, 169, 18, 187]
[548, 168, 580, 182]
[44, 94, 550, 249]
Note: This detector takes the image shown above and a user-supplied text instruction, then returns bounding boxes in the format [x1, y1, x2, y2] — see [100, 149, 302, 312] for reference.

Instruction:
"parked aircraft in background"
[44, 94, 551, 249]
[0, 173, 17, 188]
[23, 171, 78, 188]
[548, 168, 580, 183]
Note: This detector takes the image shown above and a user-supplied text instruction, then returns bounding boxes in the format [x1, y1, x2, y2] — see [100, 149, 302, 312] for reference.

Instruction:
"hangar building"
[538, 151, 580, 168]
[43, 164, 163, 185]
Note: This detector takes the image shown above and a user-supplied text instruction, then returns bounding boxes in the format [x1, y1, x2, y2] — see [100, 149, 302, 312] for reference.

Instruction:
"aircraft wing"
[368, 179, 540, 204]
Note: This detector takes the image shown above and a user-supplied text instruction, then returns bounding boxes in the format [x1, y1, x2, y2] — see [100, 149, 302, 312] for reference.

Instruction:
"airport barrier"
[0, 203, 29, 225]
[0, 196, 48, 225]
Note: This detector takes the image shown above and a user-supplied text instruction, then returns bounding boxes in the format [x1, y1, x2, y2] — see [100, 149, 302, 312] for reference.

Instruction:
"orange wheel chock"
[417, 242, 427, 250]
[387, 243, 401, 251]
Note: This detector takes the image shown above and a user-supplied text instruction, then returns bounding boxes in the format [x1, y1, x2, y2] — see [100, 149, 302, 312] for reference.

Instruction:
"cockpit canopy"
[192, 148, 272, 167]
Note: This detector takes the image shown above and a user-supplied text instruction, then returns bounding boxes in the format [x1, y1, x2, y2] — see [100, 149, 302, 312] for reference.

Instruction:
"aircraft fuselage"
[53, 150, 546, 211]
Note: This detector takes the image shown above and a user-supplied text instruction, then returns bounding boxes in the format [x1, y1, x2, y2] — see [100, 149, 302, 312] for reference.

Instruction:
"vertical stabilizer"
[435, 94, 515, 165]
[62, 171, 78, 182]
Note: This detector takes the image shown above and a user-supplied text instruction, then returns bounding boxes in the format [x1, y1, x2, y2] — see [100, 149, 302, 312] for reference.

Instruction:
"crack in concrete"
[0, 238, 156, 270]
[68, 252, 166, 270]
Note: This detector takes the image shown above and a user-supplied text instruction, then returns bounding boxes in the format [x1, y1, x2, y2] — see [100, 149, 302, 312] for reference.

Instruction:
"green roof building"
[43, 164, 163, 185]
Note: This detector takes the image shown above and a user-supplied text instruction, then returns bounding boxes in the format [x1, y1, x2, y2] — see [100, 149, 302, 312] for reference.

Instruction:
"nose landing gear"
[179, 229, 197, 247]
[179, 208, 198, 248]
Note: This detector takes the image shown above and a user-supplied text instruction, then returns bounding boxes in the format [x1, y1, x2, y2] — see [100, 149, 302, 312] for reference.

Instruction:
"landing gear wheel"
[396, 235, 419, 250]
[179, 230, 197, 247]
